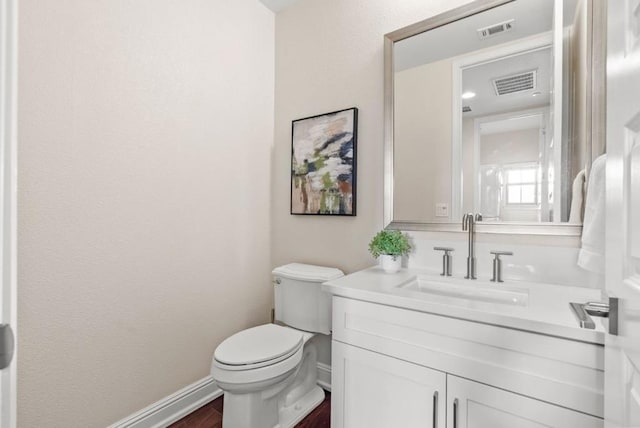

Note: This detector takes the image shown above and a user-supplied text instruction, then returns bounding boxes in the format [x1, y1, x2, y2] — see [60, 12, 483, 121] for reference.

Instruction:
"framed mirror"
[384, 0, 605, 235]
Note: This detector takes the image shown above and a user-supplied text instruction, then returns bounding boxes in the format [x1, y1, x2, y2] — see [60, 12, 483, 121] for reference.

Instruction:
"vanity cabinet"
[330, 296, 604, 428]
[332, 341, 446, 428]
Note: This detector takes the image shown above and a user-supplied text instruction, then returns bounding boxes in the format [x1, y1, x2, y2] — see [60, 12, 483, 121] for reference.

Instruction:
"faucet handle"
[475, 213, 483, 222]
[433, 247, 454, 277]
[490, 250, 513, 256]
[490, 251, 513, 282]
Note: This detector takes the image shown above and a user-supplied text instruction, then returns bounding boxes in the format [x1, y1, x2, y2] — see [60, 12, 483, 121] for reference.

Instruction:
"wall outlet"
[435, 203, 449, 217]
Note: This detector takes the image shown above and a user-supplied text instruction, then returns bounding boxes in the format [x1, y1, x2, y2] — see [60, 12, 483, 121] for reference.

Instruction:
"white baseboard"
[109, 364, 330, 428]
[108, 376, 222, 428]
[317, 362, 331, 392]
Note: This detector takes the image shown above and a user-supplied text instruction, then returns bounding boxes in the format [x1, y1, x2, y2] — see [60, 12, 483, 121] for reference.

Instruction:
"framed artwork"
[290, 107, 358, 216]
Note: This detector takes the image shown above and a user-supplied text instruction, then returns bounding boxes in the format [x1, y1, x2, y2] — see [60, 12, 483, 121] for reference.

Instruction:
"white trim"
[451, 60, 463, 219]
[551, 0, 564, 223]
[109, 364, 331, 428]
[473, 117, 481, 212]
[108, 376, 222, 428]
[316, 362, 331, 392]
[0, 0, 18, 427]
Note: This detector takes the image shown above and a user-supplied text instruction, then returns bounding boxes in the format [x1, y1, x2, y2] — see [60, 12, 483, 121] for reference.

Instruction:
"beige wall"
[394, 60, 453, 221]
[18, 1, 274, 426]
[272, 0, 472, 367]
[272, 0, 472, 275]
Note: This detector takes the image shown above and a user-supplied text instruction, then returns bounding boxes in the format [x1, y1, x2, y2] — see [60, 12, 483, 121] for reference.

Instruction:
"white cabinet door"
[332, 341, 446, 428]
[446, 375, 602, 428]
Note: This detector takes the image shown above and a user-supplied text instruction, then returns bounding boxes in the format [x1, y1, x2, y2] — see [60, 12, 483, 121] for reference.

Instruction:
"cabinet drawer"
[332, 296, 604, 417]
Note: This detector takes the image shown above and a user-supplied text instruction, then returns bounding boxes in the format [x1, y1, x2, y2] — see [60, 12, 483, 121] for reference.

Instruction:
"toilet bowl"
[210, 263, 343, 428]
[212, 324, 321, 428]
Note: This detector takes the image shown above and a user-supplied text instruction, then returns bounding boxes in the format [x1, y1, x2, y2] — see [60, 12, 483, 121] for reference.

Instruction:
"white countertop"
[322, 266, 606, 344]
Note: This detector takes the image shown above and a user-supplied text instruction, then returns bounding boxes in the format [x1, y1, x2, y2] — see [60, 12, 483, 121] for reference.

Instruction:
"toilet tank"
[272, 263, 344, 335]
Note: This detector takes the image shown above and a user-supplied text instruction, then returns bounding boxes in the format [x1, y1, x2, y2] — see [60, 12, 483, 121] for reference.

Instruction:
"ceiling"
[393, 0, 580, 72]
[259, 0, 301, 13]
[462, 46, 551, 118]
[394, 0, 554, 72]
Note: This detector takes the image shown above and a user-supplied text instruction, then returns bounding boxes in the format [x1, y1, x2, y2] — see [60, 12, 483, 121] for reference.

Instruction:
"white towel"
[568, 169, 586, 224]
[577, 154, 606, 273]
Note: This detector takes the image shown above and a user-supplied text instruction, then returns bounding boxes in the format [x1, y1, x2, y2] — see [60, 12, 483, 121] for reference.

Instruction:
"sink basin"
[399, 275, 529, 306]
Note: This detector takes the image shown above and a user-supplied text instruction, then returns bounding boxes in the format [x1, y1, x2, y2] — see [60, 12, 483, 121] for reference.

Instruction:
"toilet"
[211, 263, 343, 428]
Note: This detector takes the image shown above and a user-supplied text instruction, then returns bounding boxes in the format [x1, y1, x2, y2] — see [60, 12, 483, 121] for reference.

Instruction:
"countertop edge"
[323, 270, 606, 346]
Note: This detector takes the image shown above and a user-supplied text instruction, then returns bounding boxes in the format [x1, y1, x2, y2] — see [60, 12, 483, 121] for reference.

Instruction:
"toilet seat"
[214, 324, 303, 370]
[212, 324, 305, 389]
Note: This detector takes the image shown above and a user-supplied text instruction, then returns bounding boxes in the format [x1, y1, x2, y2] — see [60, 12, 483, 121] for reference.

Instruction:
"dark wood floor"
[168, 391, 331, 428]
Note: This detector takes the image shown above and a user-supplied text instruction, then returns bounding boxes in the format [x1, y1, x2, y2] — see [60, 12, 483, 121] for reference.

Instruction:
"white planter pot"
[380, 254, 402, 273]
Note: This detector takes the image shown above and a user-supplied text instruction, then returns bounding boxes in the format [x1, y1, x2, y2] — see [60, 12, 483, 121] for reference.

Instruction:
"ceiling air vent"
[492, 69, 537, 96]
[477, 19, 515, 40]
[462, 106, 472, 113]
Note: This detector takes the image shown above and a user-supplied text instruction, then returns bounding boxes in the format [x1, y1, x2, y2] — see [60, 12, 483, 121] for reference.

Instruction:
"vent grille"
[477, 19, 514, 40]
[492, 70, 537, 96]
[462, 106, 472, 113]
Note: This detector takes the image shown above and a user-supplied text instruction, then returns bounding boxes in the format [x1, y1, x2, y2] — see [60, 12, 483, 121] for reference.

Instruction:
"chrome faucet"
[462, 213, 482, 279]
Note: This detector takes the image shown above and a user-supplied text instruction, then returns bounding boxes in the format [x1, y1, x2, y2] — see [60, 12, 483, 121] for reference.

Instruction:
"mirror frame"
[383, 0, 606, 236]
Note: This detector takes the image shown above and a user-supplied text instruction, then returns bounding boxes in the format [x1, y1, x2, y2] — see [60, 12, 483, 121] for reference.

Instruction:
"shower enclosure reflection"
[471, 111, 549, 222]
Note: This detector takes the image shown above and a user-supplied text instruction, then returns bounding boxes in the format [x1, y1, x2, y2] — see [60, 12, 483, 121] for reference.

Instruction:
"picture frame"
[290, 107, 358, 216]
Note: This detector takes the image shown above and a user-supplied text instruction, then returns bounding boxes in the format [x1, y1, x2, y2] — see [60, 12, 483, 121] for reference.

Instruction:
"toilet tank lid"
[272, 263, 344, 282]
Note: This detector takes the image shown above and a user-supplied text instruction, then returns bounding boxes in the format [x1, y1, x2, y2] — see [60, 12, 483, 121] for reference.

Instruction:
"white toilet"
[211, 263, 343, 428]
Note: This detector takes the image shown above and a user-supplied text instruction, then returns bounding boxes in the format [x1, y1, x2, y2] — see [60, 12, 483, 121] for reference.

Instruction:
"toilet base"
[217, 336, 324, 428]
[278, 385, 324, 428]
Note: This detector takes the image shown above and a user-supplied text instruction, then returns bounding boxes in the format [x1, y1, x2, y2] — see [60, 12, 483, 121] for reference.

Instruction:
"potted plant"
[368, 230, 412, 273]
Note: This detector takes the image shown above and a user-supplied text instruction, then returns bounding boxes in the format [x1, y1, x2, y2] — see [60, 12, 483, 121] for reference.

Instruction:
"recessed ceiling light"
[462, 91, 476, 99]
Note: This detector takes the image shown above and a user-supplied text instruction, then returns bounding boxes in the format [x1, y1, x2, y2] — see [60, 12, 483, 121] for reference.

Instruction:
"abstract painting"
[291, 108, 358, 216]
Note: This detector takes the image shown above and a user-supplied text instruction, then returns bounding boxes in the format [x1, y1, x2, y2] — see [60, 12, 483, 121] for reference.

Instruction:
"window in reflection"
[474, 112, 547, 222]
[505, 164, 540, 205]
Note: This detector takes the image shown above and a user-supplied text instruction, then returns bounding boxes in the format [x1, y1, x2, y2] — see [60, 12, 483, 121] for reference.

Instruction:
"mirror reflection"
[391, 0, 596, 225]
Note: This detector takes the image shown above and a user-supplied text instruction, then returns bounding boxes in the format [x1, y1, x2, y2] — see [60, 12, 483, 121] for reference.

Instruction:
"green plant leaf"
[368, 230, 412, 258]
